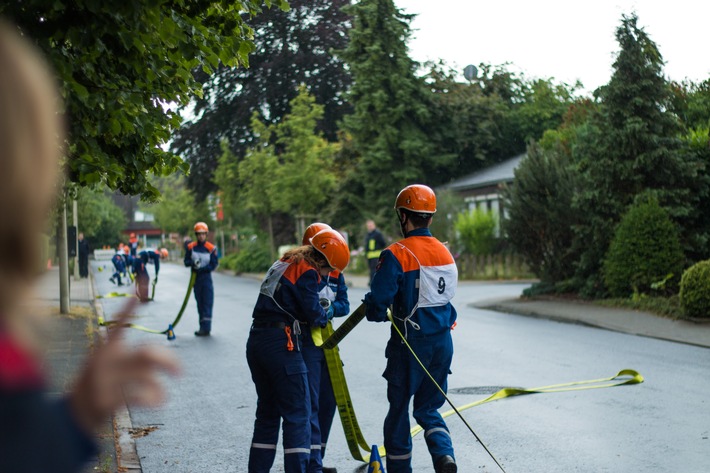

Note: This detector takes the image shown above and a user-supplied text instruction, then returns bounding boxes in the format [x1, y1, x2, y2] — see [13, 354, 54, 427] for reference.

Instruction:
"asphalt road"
[93, 260, 710, 473]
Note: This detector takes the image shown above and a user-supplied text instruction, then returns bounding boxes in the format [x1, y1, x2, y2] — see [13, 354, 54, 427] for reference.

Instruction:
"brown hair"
[0, 20, 64, 314]
[282, 245, 329, 271]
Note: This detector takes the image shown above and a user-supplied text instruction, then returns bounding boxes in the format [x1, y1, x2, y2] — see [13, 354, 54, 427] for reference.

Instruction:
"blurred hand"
[69, 298, 181, 433]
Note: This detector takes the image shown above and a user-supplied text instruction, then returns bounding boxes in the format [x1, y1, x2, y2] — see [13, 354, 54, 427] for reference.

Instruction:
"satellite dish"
[463, 64, 478, 81]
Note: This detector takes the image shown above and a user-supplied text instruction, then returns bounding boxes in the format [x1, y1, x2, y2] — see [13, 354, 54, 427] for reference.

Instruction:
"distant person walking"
[363, 219, 386, 286]
[77, 232, 89, 278]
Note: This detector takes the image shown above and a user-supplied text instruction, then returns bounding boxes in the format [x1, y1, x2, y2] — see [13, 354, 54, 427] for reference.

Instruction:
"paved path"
[477, 295, 710, 349]
[22, 267, 118, 473]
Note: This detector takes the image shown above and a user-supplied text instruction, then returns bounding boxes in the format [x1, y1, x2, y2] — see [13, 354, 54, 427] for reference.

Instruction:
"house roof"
[443, 154, 526, 191]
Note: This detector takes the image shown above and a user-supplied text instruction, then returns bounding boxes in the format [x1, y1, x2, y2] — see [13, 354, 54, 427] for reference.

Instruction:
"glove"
[363, 294, 386, 322]
[326, 305, 334, 320]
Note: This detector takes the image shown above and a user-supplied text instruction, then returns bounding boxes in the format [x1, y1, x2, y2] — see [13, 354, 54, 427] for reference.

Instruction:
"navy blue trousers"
[193, 276, 213, 332]
[247, 327, 311, 473]
[383, 332, 455, 473]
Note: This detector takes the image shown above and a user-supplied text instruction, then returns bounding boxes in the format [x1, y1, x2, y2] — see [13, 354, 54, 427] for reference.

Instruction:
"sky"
[394, 0, 710, 94]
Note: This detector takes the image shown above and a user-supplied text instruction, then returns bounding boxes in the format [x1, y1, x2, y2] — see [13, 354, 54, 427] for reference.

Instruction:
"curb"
[91, 272, 142, 473]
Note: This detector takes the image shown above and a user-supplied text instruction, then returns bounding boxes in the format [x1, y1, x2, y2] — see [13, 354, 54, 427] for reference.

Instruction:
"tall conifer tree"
[338, 0, 454, 218]
[572, 14, 699, 295]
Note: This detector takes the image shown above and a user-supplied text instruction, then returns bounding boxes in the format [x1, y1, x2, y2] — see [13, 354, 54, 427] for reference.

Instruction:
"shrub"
[679, 260, 710, 319]
[454, 207, 496, 255]
[222, 240, 272, 274]
[603, 199, 684, 297]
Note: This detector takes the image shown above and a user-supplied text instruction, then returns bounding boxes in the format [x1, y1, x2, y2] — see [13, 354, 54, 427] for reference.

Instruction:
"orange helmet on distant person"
[302, 222, 331, 246]
[310, 229, 350, 272]
[394, 184, 437, 215]
[194, 222, 209, 233]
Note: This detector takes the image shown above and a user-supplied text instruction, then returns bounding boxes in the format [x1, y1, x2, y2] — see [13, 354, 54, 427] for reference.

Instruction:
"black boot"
[194, 330, 211, 336]
[322, 468, 337, 473]
[435, 455, 457, 473]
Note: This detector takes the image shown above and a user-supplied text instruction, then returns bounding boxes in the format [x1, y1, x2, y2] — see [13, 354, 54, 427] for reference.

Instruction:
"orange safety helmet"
[310, 229, 350, 272]
[194, 222, 209, 233]
[394, 184, 437, 215]
[302, 222, 332, 246]
[159, 248, 169, 259]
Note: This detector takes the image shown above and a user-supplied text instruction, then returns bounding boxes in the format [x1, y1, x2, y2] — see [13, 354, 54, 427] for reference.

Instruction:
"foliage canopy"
[1, 0, 288, 200]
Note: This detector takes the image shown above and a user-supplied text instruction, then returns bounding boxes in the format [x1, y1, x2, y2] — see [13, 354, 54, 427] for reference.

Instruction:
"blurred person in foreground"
[0, 20, 180, 473]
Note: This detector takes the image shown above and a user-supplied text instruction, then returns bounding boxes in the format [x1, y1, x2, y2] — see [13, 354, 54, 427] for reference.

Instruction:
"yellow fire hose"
[313, 303, 644, 468]
[98, 272, 196, 339]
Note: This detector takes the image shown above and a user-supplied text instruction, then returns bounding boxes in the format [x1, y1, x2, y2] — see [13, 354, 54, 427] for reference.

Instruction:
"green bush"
[679, 260, 710, 319]
[603, 199, 684, 297]
[454, 207, 496, 255]
[221, 240, 272, 274]
[501, 143, 580, 284]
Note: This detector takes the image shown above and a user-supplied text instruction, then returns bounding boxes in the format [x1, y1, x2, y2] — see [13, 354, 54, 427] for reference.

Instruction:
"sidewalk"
[476, 296, 710, 349]
[22, 267, 119, 473]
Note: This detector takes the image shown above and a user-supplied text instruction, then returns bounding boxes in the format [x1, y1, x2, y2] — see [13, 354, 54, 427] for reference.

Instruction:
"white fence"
[93, 249, 116, 261]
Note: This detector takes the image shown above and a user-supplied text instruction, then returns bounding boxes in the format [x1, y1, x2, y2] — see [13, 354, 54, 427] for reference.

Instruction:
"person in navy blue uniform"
[247, 229, 350, 473]
[0, 21, 180, 473]
[133, 248, 169, 302]
[109, 250, 127, 286]
[128, 233, 139, 257]
[364, 184, 459, 473]
[299, 223, 350, 473]
[184, 222, 219, 336]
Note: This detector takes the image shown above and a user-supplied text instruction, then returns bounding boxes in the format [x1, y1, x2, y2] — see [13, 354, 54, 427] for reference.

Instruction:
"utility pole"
[58, 192, 70, 314]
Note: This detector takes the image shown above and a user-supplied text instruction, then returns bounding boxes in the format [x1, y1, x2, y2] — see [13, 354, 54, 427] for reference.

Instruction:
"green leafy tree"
[171, 0, 352, 200]
[237, 115, 280, 256]
[234, 86, 339, 255]
[603, 198, 684, 297]
[454, 208, 497, 256]
[428, 189, 464, 248]
[338, 0, 455, 219]
[141, 175, 206, 236]
[511, 78, 579, 146]
[75, 188, 127, 248]
[1, 0, 288, 200]
[571, 13, 700, 296]
[670, 79, 710, 130]
[502, 142, 581, 285]
[424, 62, 511, 177]
[214, 140, 242, 226]
[270, 86, 339, 217]
[426, 62, 578, 182]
